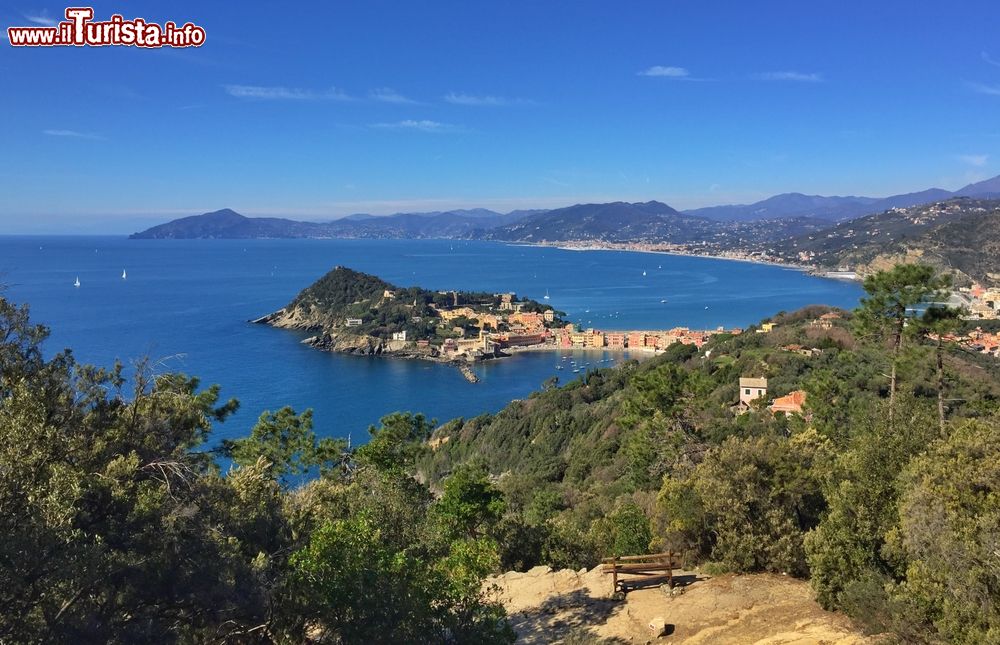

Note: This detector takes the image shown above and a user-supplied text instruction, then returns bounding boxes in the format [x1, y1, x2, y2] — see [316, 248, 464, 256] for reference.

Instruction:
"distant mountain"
[481, 201, 721, 243]
[767, 197, 1000, 283]
[129, 208, 326, 239]
[866, 188, 954, 211]
[683, 174, 1000, 223]
[130, 208, 532, 240]
[324, 209, 530, 238]
[131, 174, 1000, 245]
[955, 175, 1000, 198]
[684, 193, 877, 223]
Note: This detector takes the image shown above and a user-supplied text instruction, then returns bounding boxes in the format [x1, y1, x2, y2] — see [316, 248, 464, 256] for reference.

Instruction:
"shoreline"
[503, 343, 657, 356]
[509, 240, 857, 280]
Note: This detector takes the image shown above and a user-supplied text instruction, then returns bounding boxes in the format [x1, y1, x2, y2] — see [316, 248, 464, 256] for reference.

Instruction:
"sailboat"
[74, 277, 80, 288]
[122, 269, 127, 280]
[543, 289, 550, 300]
[642, 270, 647, 276]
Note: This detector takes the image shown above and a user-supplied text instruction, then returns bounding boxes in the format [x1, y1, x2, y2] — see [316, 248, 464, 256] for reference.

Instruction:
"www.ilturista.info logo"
[8, 7, 206, 48]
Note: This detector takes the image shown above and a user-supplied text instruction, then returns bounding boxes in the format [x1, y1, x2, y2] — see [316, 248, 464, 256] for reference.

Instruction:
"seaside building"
[345, 318, 363, 327]
[391, 330, 408, 341]
[655, 334, 676, 350]
[627, 332, 646, 348]
[606, 332, 626, 349]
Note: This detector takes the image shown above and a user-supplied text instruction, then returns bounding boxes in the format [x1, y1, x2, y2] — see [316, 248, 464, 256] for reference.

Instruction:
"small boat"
[572, 368, 580, 373]
[543, 289, 550, 300]
[74, 277, 80, 288]
[705, 306, 709, 310]
[122, 269, 127, 280]
[556, 366, 563, 370]
[661, 299, 668, 303]
[642, 270, 647, 276]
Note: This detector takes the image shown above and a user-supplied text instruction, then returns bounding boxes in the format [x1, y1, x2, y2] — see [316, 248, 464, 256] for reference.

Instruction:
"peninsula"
[255, 267, 749, 379]
[253, 267, 567, 374]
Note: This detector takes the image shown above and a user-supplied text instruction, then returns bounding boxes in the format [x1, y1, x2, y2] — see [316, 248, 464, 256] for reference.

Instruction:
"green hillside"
[3, 265, 1000, 643]
[769, 198, 1000, 283]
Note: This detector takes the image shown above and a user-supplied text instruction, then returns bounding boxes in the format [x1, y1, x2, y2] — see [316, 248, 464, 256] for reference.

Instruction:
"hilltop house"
[739, 377, 768, 408]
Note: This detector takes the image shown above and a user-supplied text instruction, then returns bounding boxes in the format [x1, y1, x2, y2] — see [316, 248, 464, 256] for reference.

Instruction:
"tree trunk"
[889, 317, 903, 431]
[936, 335, 945, 435]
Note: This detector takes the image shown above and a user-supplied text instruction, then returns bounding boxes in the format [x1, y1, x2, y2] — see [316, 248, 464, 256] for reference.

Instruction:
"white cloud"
[753, 71, 823, 82]
[637, 66, 689, 78]
[370, 119, 464, 133]
[957, 154, 989, 167]
[223, 85, 353, 100]
[982, 51, 1000, 68]
[443, 92, 535, 106]
[369, 87, 418, 104]
[968, 82, 1000, 96]
[43, 129, 102, 140]
[23, 11, 57, 26]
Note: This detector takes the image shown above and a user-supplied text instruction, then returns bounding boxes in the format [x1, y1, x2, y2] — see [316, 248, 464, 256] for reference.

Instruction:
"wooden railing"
[601, 551, 679, 596]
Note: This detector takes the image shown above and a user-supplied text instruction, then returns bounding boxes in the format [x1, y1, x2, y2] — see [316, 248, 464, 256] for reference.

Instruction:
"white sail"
[122, 269, 127, 279]
[74, 277, 80, 287]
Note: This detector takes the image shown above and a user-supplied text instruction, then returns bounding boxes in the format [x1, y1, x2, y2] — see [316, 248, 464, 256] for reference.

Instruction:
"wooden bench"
[601, 551, 679, 596]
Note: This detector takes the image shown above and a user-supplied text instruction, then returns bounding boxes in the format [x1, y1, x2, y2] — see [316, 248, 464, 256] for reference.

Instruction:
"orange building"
[770, 390, 807, 415]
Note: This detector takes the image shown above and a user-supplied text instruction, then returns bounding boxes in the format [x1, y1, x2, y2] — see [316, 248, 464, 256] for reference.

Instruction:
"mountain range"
[130, 174, 1000, 245]
[683, 175, 1000, 223]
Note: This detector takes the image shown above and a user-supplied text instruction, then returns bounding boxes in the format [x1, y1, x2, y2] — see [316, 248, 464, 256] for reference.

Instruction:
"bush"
[656, 430, 830, 575]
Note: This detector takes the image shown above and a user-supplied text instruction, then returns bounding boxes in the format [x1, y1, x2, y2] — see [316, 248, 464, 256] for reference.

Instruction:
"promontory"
[253, 267, 566, 367]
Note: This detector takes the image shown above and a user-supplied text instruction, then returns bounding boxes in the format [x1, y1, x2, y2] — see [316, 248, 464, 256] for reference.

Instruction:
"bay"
[0, 236, 863, 444]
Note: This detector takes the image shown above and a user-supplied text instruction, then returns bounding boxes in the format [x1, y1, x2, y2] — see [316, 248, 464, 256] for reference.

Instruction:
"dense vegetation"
[3, 263, 999, 643]
[422, 265, 1000, 642]
[0, 296, 514, 643]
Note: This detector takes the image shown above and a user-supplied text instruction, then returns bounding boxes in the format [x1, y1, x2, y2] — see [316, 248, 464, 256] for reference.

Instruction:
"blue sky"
[2, 0, 1000, 233]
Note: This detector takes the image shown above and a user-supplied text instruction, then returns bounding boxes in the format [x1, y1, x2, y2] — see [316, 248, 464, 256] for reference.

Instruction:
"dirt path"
[486, 565, 871, 644]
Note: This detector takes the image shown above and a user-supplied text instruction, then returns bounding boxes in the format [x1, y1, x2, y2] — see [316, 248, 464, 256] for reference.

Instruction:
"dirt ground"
[486, 565, 873, 644]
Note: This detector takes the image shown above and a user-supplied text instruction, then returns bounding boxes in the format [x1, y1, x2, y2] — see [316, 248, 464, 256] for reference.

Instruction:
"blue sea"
[0, 237, 863, 444]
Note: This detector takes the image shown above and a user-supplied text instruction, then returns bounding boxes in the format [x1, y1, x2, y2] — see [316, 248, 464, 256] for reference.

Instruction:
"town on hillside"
[418, 291, 743, 362]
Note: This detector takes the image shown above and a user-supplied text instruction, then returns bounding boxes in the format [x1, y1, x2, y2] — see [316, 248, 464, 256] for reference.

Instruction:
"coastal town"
[422, 292, 743, 365]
